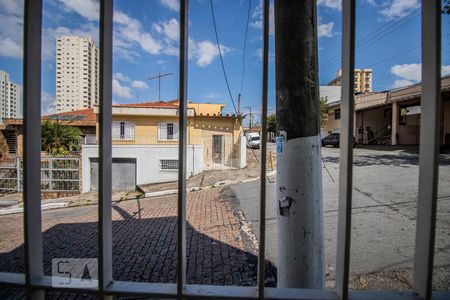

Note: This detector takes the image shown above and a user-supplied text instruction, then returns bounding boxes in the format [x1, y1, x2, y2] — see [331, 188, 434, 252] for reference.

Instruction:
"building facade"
[56, 36, 99, 112]
[328, 68, 373, 93]
[321, 76, 450, 147]
[0, 69, 22, 122]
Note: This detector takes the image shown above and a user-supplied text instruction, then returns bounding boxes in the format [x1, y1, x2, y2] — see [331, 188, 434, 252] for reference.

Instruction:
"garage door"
[90, 158, 136, 191]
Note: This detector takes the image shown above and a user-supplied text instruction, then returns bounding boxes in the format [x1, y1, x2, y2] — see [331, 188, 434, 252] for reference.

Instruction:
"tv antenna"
[147, 72, 173, 102]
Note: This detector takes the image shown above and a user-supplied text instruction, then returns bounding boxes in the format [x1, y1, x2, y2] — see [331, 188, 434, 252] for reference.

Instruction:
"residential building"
[0, 69, 22, 123]
[319, 86, 341, 136]
[1, 99, 246, 190]
[1, 108, 96, 158]
[321, 75, 450, 147]
[80, 100, 246, 192]
[56, 36, 99, 112]
[328, 68, 373, 93]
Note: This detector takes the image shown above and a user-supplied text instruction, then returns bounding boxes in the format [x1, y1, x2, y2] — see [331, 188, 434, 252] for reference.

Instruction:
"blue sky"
[0, 0, 449, 121]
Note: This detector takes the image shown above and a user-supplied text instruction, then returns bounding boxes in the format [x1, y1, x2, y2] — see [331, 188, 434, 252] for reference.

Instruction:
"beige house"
[321, 75, 450, 147]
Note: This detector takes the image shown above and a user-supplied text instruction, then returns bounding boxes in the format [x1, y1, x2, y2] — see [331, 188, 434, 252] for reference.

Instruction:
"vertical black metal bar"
[23, 0, 44, 298]
[258, 0, 269, 298]
[99, 0, 113, 298]
[413, 1, 441, 299]
[177, 0, 188, 298]
[335, 0, 355, 299]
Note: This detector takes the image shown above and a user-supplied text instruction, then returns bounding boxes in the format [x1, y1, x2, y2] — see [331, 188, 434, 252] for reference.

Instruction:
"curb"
[0, 174, 278, 215]
[0, 202, 68, 216]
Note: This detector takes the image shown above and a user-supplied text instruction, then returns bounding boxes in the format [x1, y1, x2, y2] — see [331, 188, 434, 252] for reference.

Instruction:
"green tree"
[320, 96, 329, 127]
[41, 120, 82, 156]
[267, 113, 276, 132]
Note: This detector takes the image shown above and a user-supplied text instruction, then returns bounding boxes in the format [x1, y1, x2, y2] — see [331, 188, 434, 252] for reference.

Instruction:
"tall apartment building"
[328, 68, 373, 93]
[0, 69, 22, 122]
[56, 36, 99, 112]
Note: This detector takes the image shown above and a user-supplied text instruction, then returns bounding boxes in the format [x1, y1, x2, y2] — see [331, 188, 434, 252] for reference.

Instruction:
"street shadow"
[322, 153, 450, 167]
[0, 214, 276, 299]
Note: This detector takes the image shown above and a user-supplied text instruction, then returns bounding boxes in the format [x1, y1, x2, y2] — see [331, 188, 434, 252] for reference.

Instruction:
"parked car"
[246, 132, 261, 149]
[321, 133, 356, 148]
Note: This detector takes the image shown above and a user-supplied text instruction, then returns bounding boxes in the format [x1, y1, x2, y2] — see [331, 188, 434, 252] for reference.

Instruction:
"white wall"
[239, 135, 247, 169]
[81, 144, 203, 193]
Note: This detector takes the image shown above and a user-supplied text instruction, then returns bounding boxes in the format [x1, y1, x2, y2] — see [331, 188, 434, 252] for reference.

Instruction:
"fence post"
[16, 157, 20, 192]
[49, 158, 53, 191]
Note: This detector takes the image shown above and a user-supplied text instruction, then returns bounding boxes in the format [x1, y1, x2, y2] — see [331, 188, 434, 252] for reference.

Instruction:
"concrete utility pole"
[245, 106, 253, 129]
[275, 0, 324, 288]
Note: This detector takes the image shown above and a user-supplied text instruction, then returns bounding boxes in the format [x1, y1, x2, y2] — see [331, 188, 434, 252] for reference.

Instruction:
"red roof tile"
[42, 108, 96, 122]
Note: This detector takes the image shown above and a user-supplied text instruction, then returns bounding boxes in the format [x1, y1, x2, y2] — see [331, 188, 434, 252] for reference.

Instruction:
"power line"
[239, 0, 253, 95]
[209, 0, 238, 115]
[319, 6, 420, 72]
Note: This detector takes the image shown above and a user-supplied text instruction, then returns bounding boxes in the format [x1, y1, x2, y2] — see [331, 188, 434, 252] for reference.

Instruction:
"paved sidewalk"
[0, 188, 275, 299]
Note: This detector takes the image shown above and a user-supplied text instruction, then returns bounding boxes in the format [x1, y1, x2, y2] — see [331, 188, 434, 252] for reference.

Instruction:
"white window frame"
[158, 122, 179, 141]
[112, 121, 135, 141]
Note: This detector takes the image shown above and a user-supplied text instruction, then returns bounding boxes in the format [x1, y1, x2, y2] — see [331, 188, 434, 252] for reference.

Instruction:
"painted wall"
[81, 144, 203, 193]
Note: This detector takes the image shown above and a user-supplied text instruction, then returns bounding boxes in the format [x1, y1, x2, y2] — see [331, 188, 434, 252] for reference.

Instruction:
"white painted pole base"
[276, 134, 325, 288]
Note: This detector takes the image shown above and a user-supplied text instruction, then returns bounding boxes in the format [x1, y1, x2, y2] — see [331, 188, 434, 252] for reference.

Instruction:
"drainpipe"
[275, 0, 324, 288]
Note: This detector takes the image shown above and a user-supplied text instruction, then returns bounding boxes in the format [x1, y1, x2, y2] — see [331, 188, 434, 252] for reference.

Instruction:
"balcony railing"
[0, 1, 447, 300]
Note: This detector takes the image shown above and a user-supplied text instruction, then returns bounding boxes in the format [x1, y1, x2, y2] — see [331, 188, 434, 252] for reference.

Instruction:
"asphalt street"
[229, 146, 450, 278]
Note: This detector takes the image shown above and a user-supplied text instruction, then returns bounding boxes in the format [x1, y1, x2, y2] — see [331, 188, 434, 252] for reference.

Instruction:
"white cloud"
[443, 65, 450, 76]
[249, 1, 274, 36]
[0, 37, 22, 58]
[154, 18, 179, 42]
[190, 40, 230, 68]
[159, 0, 179, 12]
[318, 21, 334, 38]
[364, 0, 377, 6]
[112, 79, 133, 98]
[0, 0, 23, 59]
[391, 79, 415, 89]
[57, 0, 99, 21]
[113, 72, 129, 82]
[0, 0, 23, 14]
[131, 80, 149, 89]
[380, 0, 419, 19]
[254, 47, 274, 63]
[390, 63, 421, 82]
[317, 0, 341, 10]
[390, 63, 450, 88]
[41, 92, 56, 115]
[114, 10, 162, 56]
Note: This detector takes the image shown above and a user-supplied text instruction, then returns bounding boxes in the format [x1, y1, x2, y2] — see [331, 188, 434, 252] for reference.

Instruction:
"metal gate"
[90, 158, 136, 191]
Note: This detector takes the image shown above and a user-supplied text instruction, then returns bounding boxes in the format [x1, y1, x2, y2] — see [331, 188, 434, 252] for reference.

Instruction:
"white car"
[247, 135, 261, 149]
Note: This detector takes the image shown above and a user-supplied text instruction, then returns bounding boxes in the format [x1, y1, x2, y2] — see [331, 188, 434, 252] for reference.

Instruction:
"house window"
[160, 159, 179, 170]
[159, 122, 179, 140]
[112, 121, 135, 140]
[334, 109, 341, 120]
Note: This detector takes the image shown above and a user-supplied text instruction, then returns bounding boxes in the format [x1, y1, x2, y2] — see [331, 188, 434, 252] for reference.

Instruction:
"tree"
[267, 113, 276, 132]
[320, 96, 329, 127]
[41, 120, 82, 156]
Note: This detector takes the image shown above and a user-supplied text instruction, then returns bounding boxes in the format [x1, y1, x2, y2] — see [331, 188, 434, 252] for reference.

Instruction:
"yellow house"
[82, 100, 246, 191]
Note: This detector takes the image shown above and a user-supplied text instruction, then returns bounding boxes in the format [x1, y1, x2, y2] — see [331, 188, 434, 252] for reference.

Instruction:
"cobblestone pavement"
[0, 188, 275, 299]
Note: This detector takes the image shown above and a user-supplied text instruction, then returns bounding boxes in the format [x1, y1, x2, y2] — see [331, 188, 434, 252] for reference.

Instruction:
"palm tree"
[41, 119, 82, 156]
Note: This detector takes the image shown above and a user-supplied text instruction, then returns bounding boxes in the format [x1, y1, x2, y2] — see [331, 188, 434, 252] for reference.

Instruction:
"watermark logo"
[52, 258, 98, 288]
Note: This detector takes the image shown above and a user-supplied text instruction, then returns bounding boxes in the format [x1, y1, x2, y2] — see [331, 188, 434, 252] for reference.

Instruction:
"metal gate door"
[90, 158, 136, 191]
[212, 135, 224, 164]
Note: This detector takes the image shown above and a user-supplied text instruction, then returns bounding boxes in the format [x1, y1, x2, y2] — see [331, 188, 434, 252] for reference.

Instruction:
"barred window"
[160, 159, 178, 170]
